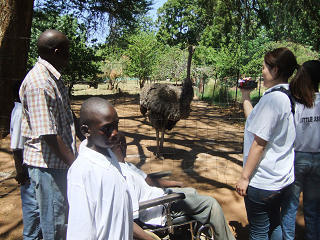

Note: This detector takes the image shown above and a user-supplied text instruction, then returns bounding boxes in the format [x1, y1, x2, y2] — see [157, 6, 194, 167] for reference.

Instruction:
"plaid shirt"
[19, 57, 76, 169]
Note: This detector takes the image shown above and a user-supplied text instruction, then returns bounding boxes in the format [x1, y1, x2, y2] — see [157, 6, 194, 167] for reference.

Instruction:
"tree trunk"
[139, 78, 146, 88]
[201, 77, 205, 99]
[0, 0, 34, 137]
[212, 74, 218, 97]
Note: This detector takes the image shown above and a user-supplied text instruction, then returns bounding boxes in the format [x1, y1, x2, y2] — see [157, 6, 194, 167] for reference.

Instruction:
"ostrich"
[140, 46, 195, 157]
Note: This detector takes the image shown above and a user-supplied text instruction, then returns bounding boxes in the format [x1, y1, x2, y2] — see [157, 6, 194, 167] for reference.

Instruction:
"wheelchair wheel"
[196, 223, 214, 240]
[169, 224, 193, 240]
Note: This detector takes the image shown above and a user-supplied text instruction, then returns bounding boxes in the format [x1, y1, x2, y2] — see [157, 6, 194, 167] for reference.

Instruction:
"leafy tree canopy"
[152, 45, 188, 83]
[34, 0, 153, 44]
[157, 0, 205, 47]
[256, 0, 320, 51]
[125, 31, 161, 88]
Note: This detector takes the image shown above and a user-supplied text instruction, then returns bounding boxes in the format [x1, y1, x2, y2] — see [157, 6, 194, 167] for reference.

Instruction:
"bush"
[198, 79, 236, 105]
[197, 78, 263, 105]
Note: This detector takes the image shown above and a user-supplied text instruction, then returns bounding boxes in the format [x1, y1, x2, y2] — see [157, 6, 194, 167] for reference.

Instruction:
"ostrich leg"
[159, 127, 165, 154]
[156, 128, 160, 156]
[155, 127, 165, 159]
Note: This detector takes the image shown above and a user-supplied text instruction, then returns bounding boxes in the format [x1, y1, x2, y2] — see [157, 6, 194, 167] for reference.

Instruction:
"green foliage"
[199, 0, 239, 48]
[155, 0, 319, 95]
[152, 45, 187, 82]
[193, 45, 216, 66]
[35, 0, 153, 41]
[264, 41, 319, 65]
[30, 0, 320, 101]
[156, 0, 205, 47]
[214, 43, 240, 82]
[96, 47, 127, 90]
[258, 0, 320, 51]
[125, 32, 161, 88]
[239, 28, 271, 76]
[28, 10, 102, 94]
[106, 15, 157, 49]
[241, 40, 318, 79]
[199, 79, 237, 105]
[198, 78, 262, 105]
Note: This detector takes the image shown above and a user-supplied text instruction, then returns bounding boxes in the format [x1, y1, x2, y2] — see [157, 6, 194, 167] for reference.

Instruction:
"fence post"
[258, 74, 262, 98]
[235, 71, 240, 105]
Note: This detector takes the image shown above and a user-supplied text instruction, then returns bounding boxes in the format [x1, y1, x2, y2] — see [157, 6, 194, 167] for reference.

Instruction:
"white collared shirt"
[243, 83, 295, 190]
[67, 140, 133, 240]
[119, 162, 166, 226]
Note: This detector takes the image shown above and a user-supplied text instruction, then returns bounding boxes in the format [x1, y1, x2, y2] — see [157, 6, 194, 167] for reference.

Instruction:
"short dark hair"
[264, 48, 297, 82]
[80, 97, 112, 126]
[37, 29, 69, 58]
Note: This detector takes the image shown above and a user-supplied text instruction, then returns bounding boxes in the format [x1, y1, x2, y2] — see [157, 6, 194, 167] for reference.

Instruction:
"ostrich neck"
[179, 46, 194, 119]
[186, 46, 193, 82]
[183, 46, 194, 88]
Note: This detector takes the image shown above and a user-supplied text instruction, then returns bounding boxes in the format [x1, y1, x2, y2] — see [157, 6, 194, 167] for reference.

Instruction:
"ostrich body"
[140, 46, 194, 157]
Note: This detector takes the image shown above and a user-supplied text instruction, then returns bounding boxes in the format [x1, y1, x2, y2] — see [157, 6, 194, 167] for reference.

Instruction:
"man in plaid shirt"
[19, 29, 77, 240]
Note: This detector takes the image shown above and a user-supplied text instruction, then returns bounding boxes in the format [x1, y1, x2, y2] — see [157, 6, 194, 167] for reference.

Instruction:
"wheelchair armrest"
[147, 171, 172, 179]
[139, 193, 185, 211]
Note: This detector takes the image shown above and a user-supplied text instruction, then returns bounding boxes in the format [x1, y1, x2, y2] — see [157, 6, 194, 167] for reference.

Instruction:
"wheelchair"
[135, 171, 215, 240]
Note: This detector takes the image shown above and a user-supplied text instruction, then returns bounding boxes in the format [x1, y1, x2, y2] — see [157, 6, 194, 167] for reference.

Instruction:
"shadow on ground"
[0, 93, 306, 239]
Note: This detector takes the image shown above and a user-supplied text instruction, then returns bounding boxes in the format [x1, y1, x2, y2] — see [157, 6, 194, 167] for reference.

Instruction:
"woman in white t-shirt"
[281, 60, 320, 240]
[235, 48, 298, 240]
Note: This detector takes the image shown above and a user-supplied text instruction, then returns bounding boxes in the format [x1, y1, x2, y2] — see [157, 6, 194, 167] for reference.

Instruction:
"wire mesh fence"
[1, 75, 249, 187]
[67, 79, 247, 189]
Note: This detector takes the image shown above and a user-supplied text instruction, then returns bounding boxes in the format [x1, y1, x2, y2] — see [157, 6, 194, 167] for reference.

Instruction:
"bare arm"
[12, 149, 29, 185]
[236, 135, 267, 196]
[43, 134, 75, 166]
[241, 89, 254, 118]
[145, 176, 184, 188]
[133, 222, 156, 240]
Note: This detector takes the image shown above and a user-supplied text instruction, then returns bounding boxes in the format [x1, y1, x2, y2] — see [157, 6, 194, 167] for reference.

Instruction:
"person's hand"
[15, 172, 29, 185]
[111, 132, 127, 161]
[118, 132, 127, 157]
[173, 181, 184, 188]
[240, 88, 253, 102]
[235, 177, 249, 196]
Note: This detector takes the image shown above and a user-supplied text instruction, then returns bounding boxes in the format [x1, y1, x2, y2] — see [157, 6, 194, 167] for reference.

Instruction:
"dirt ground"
[0, 93, 305, 239]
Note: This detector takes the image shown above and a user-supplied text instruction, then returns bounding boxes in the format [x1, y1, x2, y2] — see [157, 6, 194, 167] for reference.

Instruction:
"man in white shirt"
[67, 97, 133, 240]
[112, 135, 235, 240]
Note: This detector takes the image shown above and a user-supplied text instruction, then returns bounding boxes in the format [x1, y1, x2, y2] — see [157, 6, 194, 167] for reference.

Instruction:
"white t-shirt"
[243, 84, 295, 190]
[125, 162, 147, 179]
[119, 162, 166, 226]
[67, 140, 133, 240]
[10, 102, 25, 150]
[294, 93, 320, 152]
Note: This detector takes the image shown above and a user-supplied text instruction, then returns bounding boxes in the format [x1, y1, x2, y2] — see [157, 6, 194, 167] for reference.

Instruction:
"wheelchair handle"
[139, 193, 185, 211]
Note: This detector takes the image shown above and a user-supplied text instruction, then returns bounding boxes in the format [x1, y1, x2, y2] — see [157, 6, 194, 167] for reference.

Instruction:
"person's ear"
[271, 66, 279, 78]
[54, 48, 64, 56]
[80, 125, 90, 138]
